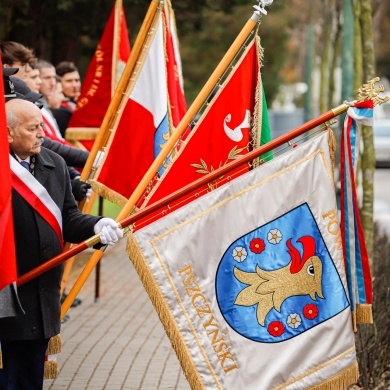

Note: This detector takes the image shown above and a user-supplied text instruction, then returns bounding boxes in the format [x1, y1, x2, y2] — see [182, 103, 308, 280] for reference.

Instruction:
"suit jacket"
[0, 147, 101, 341]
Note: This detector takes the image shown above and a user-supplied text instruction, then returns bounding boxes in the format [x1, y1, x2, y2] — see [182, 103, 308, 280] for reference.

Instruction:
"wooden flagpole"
[17, 101, 351, 289]
[56, 3, 269, 318]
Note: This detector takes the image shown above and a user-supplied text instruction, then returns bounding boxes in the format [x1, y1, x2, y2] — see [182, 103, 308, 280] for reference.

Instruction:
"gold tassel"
[356, 303, 373, 324]
[44, 334, 61, 380]
[44, 359, 58, 380]
[90, 180, 127, 208]
[351, 310, 357, 332]
[0, 346, 2, 369]
[46, 334, 62, 355]
[308, 361, 359, 390]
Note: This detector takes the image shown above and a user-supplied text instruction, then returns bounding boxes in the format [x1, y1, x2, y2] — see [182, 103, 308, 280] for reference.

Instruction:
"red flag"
[0, 63, 17, 290]
[164, 0, 186, 127]
[135, 37, 264, 228]
[66, 0, 130, 150]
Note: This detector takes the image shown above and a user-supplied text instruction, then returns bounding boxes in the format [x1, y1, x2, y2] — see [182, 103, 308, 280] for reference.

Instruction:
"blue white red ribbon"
[340, 100, 373, 320]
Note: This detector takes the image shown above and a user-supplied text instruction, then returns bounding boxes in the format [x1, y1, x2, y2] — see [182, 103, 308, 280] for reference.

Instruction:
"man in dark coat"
[0, 98, 123, 389]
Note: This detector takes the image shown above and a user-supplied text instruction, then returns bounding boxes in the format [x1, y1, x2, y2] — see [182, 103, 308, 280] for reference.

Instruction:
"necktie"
[20, 161, 30, 172]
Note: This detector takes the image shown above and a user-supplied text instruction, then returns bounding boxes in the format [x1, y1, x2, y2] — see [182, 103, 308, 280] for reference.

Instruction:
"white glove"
[85, 187, 93, 203]
[93, 218, 123, 246]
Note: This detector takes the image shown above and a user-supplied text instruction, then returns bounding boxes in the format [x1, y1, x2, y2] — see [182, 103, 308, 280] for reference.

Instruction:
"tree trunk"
[359, 0, 376, 261]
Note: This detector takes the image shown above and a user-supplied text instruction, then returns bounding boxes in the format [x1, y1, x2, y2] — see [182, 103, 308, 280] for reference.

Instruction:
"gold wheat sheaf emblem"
[357, 77, 390, 106]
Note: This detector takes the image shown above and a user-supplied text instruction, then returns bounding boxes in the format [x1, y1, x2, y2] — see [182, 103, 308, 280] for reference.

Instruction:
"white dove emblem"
[223, 109, 251, 142]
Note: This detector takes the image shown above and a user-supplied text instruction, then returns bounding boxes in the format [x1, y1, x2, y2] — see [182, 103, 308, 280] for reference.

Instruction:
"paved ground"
[43, 239, 190, 390]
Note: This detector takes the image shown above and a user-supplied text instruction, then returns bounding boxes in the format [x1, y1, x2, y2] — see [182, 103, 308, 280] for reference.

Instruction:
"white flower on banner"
[267, 229, 283, 244]
[287, 313, 302, 329]
[232, 246, 247, 262]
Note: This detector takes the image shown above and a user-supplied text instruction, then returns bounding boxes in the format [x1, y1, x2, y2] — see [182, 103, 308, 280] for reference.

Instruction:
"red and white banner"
[91, 2, 186, 206]
[66, 0, 131, 150]
[135, 37, 264, 229]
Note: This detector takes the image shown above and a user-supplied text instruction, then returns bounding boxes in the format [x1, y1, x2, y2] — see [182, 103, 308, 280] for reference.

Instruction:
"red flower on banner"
[249, 238, 265, 254]
[303, 304, 319, 320]
[267, 321, 285, 337]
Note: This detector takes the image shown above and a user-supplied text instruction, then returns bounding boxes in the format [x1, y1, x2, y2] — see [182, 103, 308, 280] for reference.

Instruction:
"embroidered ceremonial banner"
[91, 3, 185, 205]
[135, 35, 271, 229]
[128, 131, 359, 389]
[0, 65, 17, 291]
[66, 0, 130, 150]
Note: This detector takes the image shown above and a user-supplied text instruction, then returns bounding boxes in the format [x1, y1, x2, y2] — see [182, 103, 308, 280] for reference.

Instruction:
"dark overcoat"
[0, 147, 101, 341]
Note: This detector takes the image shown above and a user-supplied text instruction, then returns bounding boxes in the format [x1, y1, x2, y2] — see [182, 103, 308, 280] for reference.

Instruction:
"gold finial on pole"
[357, 77, 390, 106]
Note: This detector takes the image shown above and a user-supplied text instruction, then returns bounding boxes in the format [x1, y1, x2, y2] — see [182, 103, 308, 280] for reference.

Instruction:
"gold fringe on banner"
[65, 127, 99, 142]
[126, 233, 206, 390]
[327, 128, 336, 172]
[351, 311, 357, 332]
[308, 361, 359, 390]
[356, 303, 373, 324]
[90, 180, 127, 208]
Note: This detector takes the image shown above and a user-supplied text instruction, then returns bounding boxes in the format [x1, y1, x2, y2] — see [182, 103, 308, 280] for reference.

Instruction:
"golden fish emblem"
[234, 236, 324, 326]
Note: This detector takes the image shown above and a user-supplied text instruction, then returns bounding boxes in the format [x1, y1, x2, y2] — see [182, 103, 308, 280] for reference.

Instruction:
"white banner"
[129, 131, 358, 389]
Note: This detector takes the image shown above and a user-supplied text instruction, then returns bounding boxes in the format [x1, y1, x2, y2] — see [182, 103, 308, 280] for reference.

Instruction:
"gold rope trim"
[356, 303, 373, 324]
[351, 311, 357, 332]
[44, 360, 59, 379]
[327, 128, 336, 172]
[90, 180, 127, 208]
[250, 35, 264, 169]
[0, 349, 2, 369]
[46, 334, 62, 355]
[308, 361, 359, 390]
[126, 233, 205, 389]
[65, 127, 99, 141]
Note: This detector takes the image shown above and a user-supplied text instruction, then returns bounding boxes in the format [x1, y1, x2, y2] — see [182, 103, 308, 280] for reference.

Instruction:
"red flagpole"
[17, 102, 349, 287]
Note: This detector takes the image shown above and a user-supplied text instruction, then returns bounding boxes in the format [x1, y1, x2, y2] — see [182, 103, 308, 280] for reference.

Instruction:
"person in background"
[48, 76, 72, 138]
[0, 98, 123, 389]
[35, 59, 66, 143]
[25, 65, 42, 95]
[55, 61, 81, 112]
[0, 41, 36, 82]
[35, 59, 56, 100]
